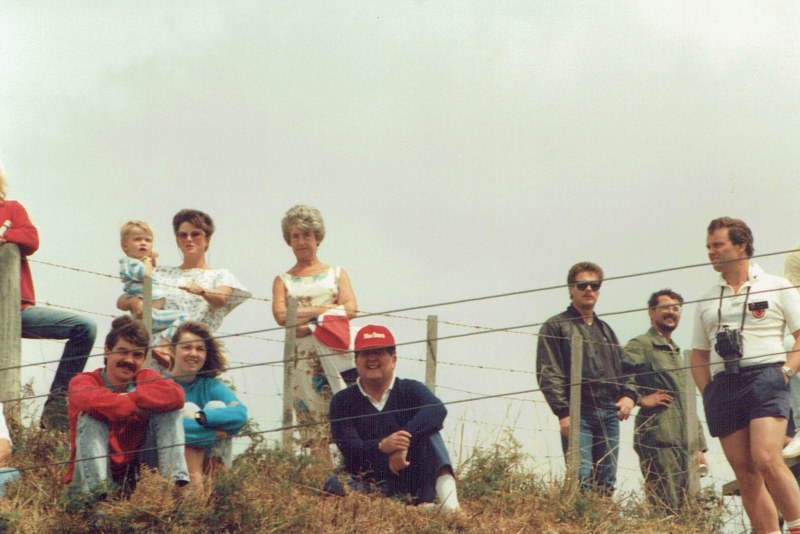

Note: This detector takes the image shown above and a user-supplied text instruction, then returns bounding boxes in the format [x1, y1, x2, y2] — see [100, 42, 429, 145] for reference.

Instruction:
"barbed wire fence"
[5, 248, 800, 529]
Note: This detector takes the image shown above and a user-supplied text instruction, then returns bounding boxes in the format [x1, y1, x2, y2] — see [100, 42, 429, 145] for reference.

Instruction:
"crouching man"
[324, 324, 460, 513]
[65, 316, 189, 493]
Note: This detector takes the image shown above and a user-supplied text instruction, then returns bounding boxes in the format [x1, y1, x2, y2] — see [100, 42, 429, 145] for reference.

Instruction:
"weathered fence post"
[0, 244, 21, 423]
[426, 315, 437, 393]
[683, 349, 700, 499]
[567, 330, 583, 493]
[282, 298, 298, 450]
[142, 276, 153, 337]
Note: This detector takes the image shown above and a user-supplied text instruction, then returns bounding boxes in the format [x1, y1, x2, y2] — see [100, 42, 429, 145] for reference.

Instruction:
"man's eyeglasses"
[176, 230, 206, 240]
[574, 281, 602, 291]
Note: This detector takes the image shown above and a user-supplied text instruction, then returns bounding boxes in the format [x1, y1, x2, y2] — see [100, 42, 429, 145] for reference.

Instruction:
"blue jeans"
[71, 411, 189, 493]
[21, 306, 97, 394]
[0, 468, 20, 497]
[560, 404, 620, 494]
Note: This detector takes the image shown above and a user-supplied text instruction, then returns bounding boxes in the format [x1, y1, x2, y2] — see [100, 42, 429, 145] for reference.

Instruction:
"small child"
[119, 220, 184, 336]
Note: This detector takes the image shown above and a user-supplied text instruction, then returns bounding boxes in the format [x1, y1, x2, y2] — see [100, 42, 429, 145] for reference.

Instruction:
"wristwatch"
[783, 366, 795, 380]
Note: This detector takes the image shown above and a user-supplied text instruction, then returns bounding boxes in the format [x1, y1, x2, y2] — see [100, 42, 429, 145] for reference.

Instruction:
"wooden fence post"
[282, 298, 298, 450]
[567, 330, 583, 493]
[683, 349, 700, 499]
[142, 276, 153, 337]
[0, 244, 21, 423]
[426, 315, 437, 393]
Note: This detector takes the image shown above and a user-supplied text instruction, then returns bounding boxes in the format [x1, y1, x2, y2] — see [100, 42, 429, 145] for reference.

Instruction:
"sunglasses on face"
[176, 230, 206, 240]
[574, 281, 602, 291]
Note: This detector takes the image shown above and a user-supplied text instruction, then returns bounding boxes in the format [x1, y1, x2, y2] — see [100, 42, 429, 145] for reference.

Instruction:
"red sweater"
[65, 368, 185, 484]
[0, 200, 40, 308]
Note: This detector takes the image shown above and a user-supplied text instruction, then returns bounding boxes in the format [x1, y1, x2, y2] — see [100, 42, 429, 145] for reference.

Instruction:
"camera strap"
[716, 285, 751, 333]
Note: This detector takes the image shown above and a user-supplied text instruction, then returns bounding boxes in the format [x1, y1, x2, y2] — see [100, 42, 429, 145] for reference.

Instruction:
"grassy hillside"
[0, 422, 726, 533]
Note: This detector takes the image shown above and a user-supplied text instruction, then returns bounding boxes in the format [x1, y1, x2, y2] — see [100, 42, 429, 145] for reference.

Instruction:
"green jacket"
[624, 328, 706, 452]
[537, 305, 638, 419]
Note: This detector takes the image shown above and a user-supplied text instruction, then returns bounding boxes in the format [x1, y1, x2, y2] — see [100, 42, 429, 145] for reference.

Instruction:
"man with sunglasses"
[692, 217, 800, 534]
[537, 261, 637, 494]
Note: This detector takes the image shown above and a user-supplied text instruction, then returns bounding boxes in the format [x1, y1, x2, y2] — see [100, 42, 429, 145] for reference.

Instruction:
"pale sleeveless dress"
[279, 265, 342, 444]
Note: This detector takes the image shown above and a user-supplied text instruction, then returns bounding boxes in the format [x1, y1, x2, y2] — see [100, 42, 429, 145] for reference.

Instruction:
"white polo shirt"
[692, 263, 800, 376]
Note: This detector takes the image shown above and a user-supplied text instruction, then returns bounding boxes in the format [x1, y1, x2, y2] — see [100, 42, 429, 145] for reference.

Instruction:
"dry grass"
[0, 423, 726, 533]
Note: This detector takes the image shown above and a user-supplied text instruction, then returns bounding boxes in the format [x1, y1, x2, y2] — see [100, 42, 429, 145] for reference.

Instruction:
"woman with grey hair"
[272, 204, 357, 467]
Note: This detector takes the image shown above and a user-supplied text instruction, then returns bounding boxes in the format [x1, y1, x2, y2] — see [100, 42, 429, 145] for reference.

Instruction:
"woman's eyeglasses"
[176, 230, 205, 240]
[574, 281, 602, 291]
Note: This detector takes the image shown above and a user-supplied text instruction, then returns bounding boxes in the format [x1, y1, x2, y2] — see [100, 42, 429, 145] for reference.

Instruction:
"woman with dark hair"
[118, 209, 250, 365]
[169, 321, 248, 485]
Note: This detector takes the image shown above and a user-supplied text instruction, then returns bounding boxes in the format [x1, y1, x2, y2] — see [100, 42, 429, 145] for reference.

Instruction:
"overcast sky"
[2, 3, 799, 529]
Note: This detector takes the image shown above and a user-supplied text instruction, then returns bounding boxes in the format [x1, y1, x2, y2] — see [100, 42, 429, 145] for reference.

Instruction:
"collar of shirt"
[101, 369, 136, 393]
[356, 375, 396, 411]
[717, 262, 764, 288]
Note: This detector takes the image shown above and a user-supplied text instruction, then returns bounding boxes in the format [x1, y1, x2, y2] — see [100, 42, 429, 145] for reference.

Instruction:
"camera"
[715, 325, 743, 374]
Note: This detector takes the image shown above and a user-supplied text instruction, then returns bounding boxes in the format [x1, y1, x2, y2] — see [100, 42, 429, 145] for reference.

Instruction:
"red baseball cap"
[354, 324, 396, 352]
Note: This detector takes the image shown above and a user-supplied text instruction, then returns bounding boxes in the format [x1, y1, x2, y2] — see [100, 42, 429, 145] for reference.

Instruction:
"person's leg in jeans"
[70, 414, 112, 494]
[592, 406, 620, 495]
[139, 410, 189, 486]
[21, 306, 97, 393]
[561, 411, 594, 491]
[22, 306, 97, 429]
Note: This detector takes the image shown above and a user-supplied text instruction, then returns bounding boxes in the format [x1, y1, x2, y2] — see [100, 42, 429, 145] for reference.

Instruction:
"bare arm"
[784, 329, 800, 382]
[271, 274, 353, 332]
[691, 349, 712, 394]
[180, 283, 233, 309]
[0, 439, 10, 467]
[336, 268, 358, 319]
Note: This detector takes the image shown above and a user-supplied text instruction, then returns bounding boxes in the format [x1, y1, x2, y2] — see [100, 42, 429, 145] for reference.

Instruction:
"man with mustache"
[624, 289, 707, 513]
[65, 316, 189, 494]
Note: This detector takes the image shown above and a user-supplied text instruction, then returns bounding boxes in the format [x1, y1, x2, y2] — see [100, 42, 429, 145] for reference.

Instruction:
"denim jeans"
[21, 306, 97, 394]
[560, 404, 620, 494]
[0, 467, 20, 497]
[71, 411, 189, 493]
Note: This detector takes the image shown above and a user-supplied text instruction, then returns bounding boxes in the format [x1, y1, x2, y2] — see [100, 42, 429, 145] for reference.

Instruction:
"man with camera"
[691, 217, 800, 534]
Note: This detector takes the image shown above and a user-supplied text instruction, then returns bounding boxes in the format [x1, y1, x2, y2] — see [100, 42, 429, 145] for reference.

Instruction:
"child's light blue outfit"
[172, 375, 248, 468]
[119, 257, 185, 335]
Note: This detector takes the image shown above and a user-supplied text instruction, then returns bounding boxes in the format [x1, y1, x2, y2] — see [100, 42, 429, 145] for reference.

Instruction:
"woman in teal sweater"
[170, 321, 248, 485]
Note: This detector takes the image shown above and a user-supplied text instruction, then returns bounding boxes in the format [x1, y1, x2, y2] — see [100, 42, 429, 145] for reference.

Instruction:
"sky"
[2, 2, 800, 530]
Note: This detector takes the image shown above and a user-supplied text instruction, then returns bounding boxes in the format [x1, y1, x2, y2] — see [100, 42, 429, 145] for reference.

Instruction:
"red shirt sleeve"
[68, 372, 139, 423]
[129, 369, 185, 412]
[1, 201, 39, 257]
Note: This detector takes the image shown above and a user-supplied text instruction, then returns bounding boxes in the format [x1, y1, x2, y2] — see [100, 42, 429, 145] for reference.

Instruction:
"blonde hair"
[120, 220, 154, 243]
[0, 167, 7, 201]
[280, 205, 325, 245]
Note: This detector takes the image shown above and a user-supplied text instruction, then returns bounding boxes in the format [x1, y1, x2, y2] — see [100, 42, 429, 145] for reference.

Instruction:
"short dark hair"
[647, 289, 684, 309]
[104, 316, 149, 365]
[172, 209, 215, 238]
[170, 321, 228, 378]
[567, 262, 604, 285]
[707, 217, 754, 257]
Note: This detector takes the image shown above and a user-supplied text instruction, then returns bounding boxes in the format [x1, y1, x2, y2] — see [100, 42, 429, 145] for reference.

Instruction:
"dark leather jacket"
[536, 305, 637, 418]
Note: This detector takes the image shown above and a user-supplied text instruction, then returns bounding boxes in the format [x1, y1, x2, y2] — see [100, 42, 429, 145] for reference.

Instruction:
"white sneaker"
[783, 434, 800, 459]
[697, 463, 709, 477]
